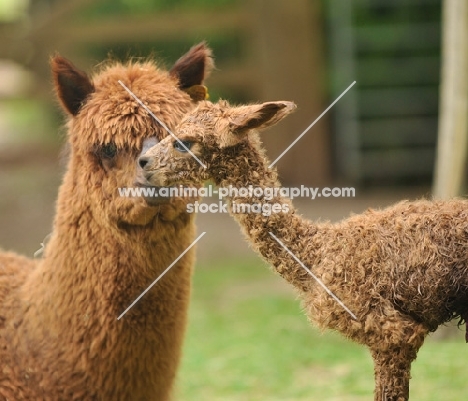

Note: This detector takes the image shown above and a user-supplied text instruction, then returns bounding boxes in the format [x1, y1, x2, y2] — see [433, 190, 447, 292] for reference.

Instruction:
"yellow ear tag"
[185, 85, 209, 101]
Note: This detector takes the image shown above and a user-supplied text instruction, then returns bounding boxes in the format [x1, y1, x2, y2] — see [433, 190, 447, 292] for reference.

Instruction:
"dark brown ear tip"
[191, 41, 212, 54]
[191, 41, 209, 51]
[50, 55, 72, 69]
[50, 55, 94, 116]
[169, 41, 215, 91]
[188, 42, 214, 68]
[50, 53, 63, 63]
[50, 55, 89, 82]
[50, 56, 63, 72]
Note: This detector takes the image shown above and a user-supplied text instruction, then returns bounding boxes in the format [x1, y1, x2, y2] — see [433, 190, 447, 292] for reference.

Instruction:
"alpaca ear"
[50, 55, 94, 116]
[219, 101, 296, 148]
[230, 101, 297, 134]
[169, 42, 214, 101]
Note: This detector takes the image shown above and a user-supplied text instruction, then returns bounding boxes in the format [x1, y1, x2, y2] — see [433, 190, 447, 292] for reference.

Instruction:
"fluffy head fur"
[0, 42, 214, 400]
[139, 100, 468, 401]
[137, 100, 296, 187]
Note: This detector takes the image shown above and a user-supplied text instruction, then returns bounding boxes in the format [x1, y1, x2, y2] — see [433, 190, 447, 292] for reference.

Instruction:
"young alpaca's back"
[138, 99, 468, 400]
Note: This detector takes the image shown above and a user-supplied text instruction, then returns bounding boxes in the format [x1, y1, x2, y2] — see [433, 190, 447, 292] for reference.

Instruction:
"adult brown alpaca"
[0, 43, 214, 400]
[138, 100, 468, 401]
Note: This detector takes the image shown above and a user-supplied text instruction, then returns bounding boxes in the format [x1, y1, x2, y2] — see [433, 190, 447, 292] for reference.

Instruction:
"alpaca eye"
[100, 143, 117, 159]
[173, 140, 193, 153]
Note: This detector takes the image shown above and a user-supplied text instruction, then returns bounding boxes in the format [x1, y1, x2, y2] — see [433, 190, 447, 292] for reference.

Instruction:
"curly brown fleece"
[0, 43, 214, 400]
[139, 100, 468, 401]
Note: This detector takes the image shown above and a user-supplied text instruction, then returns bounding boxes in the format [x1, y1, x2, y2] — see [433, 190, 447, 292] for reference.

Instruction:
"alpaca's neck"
[29, 185, 176, 318]
[215, 142, 280, 191]
[28, 182, 193, 323]
[212, 141, 319, 292]
[17, 167, 194, 398]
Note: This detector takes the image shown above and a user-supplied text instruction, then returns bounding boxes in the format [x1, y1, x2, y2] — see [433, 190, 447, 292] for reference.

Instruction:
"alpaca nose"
[138, 156, 149, 169]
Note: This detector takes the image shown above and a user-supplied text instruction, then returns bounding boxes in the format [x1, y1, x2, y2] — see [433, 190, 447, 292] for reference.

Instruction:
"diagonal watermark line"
[269, 81, 357, 168]
[268, 232, 358, 320]
[117, 231, 206, 320]
[118, 80, 207, 169]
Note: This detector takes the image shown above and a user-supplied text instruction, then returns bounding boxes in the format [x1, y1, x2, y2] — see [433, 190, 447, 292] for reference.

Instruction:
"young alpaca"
[138, 100, 468, 401]
[0, 43, 213, 400]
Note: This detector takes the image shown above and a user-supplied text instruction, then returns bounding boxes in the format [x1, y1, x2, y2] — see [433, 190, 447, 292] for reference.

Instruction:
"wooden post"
[433, 0, 468, 199]
[251, 0, 330, 186]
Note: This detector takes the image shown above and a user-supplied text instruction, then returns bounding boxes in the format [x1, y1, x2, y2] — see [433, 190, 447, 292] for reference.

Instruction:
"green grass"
[176, 258, 468, 400]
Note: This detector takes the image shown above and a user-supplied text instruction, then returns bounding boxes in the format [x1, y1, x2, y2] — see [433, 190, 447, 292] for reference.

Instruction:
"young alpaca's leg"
[369, 311, 428, 401]
[372, 344, 417, 401]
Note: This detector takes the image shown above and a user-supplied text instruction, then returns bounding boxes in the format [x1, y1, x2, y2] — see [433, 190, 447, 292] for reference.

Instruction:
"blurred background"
[0, 0, 466, 399]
